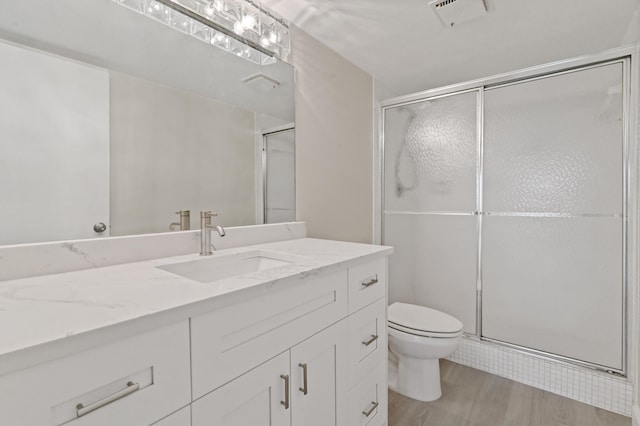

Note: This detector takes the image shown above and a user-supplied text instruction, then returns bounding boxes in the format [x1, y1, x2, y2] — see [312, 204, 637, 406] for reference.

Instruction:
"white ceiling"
[263, 0, 640, 100]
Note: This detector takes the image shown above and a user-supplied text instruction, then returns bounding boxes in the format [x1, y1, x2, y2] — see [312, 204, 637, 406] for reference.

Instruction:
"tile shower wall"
[448, 338, 633, 416]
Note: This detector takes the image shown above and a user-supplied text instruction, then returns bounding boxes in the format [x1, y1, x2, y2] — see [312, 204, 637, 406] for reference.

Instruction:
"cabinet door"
[290, 320, 349, 426]
[192, 352, 291, 426]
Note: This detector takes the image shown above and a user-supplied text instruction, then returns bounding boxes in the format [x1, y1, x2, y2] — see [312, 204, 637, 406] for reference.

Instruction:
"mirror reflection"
[0, 0, 295, 246]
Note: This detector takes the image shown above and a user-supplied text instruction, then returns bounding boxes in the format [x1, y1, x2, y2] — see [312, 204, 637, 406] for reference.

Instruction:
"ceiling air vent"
[429, 0, 488, 27]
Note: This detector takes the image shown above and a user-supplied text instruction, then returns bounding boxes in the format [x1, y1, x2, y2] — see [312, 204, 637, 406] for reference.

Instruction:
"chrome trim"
[383, 211, 476, 216]
[381, 46, 637, 108]
[380, 87, 481, 114]
[262, 123, 295, 136]
[363, 401, 379, 417]
[381, 106, 387, 245]
[298, 363, 308, 395]
[484, 212, 623, 218]
[380, 49, 635, 377]
[155, 0, 276, 58]
[362, 334, 379, 346]
[484, 59, 627, 91]
[262, 132, 267, 223]
[76, 381, 140, 418]
[280, 374, 290, 409]
[361, 277, 379, 288]
[476, 88, 484, 338]
[478, 336, 625, 376]
[262, 127, 295, 224]
[621, 57, 631, 376]
[625, 45, 640, 390]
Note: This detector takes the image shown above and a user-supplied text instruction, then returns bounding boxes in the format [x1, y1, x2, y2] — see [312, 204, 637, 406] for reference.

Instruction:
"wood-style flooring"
[388, 360, 631, 426]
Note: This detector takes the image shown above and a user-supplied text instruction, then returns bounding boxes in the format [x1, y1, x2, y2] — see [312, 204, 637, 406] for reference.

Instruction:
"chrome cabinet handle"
[280, 374, 290, 409]
[93, 222, 107, 233]
[362, 334, 379, 347]
[76, 381, 139, 418]
[362, 401, 379, 417]
[361, 277, 379, 288]
[298, 363, 308, 395]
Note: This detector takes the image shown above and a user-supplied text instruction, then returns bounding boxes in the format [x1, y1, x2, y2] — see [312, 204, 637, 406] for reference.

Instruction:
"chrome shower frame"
[380, 45, 639, 378]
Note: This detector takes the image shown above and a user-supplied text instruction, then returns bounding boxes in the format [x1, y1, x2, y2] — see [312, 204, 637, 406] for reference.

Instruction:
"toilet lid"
[388, 302, 463, 336]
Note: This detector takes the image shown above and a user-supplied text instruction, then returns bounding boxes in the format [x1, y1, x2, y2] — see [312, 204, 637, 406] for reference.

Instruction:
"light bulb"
[233, 21, 245, 34]
[269, 31, 278, 43]
[241, 15, 256, 29]
[260, 37, 270, 47]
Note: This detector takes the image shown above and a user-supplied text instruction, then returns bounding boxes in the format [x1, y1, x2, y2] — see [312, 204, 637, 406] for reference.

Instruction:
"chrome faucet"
[200, 211, 226, 256]
[170, 210, 191, 231]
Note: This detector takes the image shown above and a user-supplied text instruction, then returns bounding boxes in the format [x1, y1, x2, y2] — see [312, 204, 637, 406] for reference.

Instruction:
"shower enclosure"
[263, 127, 296, 224]
[382, 54, 633, 374]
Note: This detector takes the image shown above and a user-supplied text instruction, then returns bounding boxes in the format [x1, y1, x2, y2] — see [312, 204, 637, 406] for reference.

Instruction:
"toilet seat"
[388, 302, 463, 338]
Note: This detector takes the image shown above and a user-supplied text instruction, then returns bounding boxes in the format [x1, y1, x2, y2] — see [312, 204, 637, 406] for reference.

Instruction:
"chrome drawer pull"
[298, 363, 308, 395]
[363, 401, 379, 417]
[361, 277, 379, 288]
[280, 374, 290, 409]
[362, 334, 379, 347]
[76, 381, 140, 418]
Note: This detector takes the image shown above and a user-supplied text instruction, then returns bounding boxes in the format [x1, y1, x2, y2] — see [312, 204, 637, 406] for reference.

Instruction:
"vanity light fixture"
[114, 0, 290, 65]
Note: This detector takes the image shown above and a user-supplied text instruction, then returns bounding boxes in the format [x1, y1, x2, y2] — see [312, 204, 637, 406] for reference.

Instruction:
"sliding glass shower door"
[383, 90, 480, 334]
[482, 62, 624, 369]
[383, 59, 628, 372]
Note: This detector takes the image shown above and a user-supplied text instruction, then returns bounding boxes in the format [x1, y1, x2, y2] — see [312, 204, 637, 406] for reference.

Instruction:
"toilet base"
[395, 356, 442, 402]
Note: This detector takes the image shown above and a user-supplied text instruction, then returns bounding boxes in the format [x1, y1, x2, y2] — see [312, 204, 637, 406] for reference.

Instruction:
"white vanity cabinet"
[346, 257, 388, 426]
[192, 319, 348, 426]
[0, 321, 191, 426]
[191, 256, 388, 426]
[0, 237, 391, 426]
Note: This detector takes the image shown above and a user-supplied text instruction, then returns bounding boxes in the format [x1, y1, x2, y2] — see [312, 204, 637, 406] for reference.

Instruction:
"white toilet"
[387, 302, 463, 402]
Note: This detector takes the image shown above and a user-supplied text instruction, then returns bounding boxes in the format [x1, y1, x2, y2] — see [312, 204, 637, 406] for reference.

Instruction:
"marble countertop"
[0, 238, 392, 374]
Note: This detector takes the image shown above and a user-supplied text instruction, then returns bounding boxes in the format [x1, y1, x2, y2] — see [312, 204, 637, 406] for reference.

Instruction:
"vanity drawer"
[348, 362, 388, 426]
[0, 321, 191, 426]
[191, 269, 348, 399]
[348, 257, 386, 313]
[348, 297, 387, 387]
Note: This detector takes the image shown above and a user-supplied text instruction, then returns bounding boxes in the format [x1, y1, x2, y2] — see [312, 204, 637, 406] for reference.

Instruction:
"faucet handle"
[201, 211, 218, 219]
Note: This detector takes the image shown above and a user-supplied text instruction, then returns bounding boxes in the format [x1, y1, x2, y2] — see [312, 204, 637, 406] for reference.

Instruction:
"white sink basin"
[157, 250, 297, 283]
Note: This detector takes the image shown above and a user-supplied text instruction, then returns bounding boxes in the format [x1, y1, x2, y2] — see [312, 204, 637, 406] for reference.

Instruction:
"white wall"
[110, 72, 257, 236]
[290, 26, 374, 244]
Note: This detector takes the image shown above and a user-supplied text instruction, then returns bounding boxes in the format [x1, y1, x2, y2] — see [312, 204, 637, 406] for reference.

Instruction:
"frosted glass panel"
[385, 214, 476, 333]
[482, 216, 623, 369]
[484, 63, 623, 214]
[384, 91, 478, 212]
[265, 129, 295, 223]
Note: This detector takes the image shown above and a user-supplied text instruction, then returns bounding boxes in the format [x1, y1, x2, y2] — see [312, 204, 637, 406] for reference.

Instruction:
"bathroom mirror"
[0, 0, 295, 246]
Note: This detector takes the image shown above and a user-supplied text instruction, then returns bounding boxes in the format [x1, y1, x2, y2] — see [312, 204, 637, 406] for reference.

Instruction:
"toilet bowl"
[388, 302, 463, 402]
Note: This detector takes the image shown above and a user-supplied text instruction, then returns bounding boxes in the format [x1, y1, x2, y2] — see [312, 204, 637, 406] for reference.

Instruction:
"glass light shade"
[114, 0, 290, 63]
